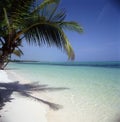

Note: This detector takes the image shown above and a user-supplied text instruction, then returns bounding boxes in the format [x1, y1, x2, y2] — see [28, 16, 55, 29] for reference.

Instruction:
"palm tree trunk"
[0, 57, 5, 70]
[0, 51, 10, 70]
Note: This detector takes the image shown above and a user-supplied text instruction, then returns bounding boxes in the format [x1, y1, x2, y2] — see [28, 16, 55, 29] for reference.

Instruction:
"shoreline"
[0, 70, 49, 122]
[1, 63, 120, 122]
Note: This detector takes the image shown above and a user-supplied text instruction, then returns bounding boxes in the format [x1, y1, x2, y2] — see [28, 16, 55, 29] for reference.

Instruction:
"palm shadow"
[0, 81, 69, 115]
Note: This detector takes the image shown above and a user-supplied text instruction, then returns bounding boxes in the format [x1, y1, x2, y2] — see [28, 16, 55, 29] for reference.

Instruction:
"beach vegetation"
[0, 0, 83, 69]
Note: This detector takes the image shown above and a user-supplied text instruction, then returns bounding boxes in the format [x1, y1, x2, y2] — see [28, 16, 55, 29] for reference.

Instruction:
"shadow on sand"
[0, 81, 68, 116]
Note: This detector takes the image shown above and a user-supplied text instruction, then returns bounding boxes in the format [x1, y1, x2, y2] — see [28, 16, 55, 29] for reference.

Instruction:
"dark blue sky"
[14, 0, 120, 62]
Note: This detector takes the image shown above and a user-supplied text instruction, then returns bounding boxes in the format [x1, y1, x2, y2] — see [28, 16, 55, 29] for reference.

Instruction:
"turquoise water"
[8, 62, 120, 122]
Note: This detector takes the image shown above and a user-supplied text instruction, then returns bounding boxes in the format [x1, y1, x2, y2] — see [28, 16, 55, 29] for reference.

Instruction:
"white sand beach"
[0, 64, 120, 122]
[0, 70, 48, 122]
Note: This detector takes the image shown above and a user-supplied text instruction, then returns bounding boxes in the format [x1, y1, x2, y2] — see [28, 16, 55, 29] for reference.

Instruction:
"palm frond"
[13, 49, 23, 57]
[22, 21, 75, 60]
[10, 0, 34, 28]
[3, 8, 10, 31]
[59, 29, 75, 60]
[31, 0, 60, 14]
[59, 21, 83, 33]
[24, 22, 64, 48]
[0, 0, 83, 62]
[49, 9, 66, 22]
[12, 9, 78, 60]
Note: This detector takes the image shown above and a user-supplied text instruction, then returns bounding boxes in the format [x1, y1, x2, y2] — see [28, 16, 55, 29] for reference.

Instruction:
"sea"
[8, 61, 120, 122]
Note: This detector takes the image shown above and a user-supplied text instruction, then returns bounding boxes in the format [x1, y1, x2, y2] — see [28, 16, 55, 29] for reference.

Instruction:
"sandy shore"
[1, 68, 118, 122]
[0, 70, 67, 122]
[0, 70, 49, 122]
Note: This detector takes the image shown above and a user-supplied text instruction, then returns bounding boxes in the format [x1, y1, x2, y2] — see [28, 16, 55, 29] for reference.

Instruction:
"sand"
[0, 70, 48, 122]
[1, 69, 118, 122]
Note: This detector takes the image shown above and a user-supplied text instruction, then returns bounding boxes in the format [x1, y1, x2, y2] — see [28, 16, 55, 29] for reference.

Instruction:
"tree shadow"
[0, 81, 69, 115]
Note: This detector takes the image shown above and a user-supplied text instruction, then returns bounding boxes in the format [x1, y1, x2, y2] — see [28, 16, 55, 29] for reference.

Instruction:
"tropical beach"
[0, 69, 48, 122]
[0, 62, 120, 122]
[0, 0, 120, 122]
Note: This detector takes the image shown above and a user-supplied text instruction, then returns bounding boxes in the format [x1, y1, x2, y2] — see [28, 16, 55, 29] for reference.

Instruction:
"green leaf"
[60, 21, 83, 33]
[3, 8, 10, 31]
[32, 0, 60, 14]
[13, 49, 23, 57]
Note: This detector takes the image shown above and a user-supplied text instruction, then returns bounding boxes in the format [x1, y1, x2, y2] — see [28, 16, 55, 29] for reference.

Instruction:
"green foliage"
[0, 0, 83, 69]
[13, 49, 24, 57]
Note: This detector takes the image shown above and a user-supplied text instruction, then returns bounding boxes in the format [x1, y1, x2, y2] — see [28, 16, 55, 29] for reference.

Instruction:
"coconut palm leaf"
[12, 3, 83, 60]
[23, 21, 75, 59]
[59, 21, 83, 33]
[50, 9, 66, 22]
[31, 0, 60, 14]
[0, 0, 83, 69]
[23, 22, 64, 46]
[13, 48, 23, 57]
[3, 8, 10, 28]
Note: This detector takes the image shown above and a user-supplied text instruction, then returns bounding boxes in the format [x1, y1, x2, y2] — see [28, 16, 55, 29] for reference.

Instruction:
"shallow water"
[8, 62, 120, 122]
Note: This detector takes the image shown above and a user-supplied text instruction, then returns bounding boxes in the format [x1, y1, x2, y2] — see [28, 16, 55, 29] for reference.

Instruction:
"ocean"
[8, 61, 120, 122]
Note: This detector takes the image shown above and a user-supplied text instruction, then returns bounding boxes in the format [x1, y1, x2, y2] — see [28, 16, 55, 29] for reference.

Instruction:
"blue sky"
[14, 0, 120, 62]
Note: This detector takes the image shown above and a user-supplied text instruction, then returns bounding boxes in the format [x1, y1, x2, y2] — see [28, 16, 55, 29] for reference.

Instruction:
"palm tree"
[0, 0, 83, 69]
